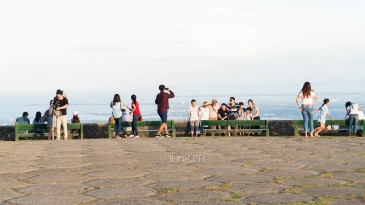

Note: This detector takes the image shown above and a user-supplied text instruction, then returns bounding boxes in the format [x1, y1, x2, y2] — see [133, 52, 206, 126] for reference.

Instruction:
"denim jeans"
[189, 120, 200, 134]
[132, 114, 140, 135]
[348, 114, 359, 134]
[114, 117, 122, 137]
[302, 105, 314, 132]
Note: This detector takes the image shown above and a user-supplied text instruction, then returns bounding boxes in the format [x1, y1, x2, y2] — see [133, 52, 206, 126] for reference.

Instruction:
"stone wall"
[0, 120, 353, 140]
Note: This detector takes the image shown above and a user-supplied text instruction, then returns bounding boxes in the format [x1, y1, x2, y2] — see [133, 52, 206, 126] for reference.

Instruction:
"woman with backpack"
[110, 94, 123, 139]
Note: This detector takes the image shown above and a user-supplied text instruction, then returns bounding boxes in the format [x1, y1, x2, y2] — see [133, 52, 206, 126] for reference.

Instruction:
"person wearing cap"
[200, 101, 210, 121]
[199, 101, 210, 136]
[208, 99, 220, 136]
[188, 99, 201, 137]
[218, 103, 229, 136]
[71, 111, 81, 123]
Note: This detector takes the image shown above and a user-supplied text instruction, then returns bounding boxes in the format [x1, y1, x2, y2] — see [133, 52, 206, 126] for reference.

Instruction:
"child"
[314, 98, 334, 137]
[47, 100, 55, 140]
[243, 107, 253, 135]
[121, 109, 133, 138]
[237, 102, 245, 136]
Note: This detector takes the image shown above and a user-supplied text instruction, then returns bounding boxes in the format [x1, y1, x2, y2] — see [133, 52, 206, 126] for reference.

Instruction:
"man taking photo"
[155, 84, 175, 138]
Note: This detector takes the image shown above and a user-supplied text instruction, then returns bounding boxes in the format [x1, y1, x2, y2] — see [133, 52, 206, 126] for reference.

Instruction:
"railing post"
[200, 121, 205, 137]
[15, 124, 19, 141]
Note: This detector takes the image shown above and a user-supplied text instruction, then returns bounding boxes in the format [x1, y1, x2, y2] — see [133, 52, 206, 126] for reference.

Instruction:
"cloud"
[73, 46, 129, 51]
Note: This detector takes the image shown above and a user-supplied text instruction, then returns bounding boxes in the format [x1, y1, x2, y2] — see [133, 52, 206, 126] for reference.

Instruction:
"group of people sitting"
[13, 89, 81, 140]
[187, 97, 261, 137]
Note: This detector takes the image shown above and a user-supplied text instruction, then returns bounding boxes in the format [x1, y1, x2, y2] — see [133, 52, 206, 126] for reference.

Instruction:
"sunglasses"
[229, 100, 233, 101]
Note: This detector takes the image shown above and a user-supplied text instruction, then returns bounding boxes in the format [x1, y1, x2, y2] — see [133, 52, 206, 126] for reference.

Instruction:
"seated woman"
[33, 111, 44, 133]
[71, 111, 81, 134]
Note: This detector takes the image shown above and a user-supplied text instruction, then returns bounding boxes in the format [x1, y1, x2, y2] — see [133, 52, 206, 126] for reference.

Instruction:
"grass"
[158, 187, 180, 194]
[206, 182, 232, 191]
[271, 176, 288, 184]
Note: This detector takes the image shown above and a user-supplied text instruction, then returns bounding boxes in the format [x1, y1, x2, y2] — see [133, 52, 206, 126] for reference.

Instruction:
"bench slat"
[15, 123, 83, 141]
[200, 120, 269, 137]
[108, 120, 176, 138]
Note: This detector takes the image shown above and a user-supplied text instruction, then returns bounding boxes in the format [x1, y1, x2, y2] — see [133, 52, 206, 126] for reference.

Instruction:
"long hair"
[113, 94, 121, 105]
[35, 111, 42, 123]
[301, 82, 312, 98]
[319, 98, 330, 110]
[72, 115, 80, 123]
[248, 99, 254, 107]
[345, 101, 352, 108]
[131, 94, 137, 103]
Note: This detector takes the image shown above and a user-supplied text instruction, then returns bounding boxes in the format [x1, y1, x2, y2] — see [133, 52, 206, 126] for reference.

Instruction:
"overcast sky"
[1, 0, 364, 98]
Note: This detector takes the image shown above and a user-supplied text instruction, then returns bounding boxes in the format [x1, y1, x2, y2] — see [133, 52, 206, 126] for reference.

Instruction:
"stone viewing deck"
[1, 137, 365, 204]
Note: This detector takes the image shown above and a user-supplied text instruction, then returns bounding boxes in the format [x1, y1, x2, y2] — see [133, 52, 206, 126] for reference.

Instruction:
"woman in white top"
[200, 101, 210, 121]
[313, 98, 334, 137]
[296, 82, 319, 138]
[188, 99, 201, 137]
[345, 101, 363, 137]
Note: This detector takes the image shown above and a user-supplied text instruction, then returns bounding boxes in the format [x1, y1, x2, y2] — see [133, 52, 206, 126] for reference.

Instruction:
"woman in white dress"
[313, 98, 334, 137]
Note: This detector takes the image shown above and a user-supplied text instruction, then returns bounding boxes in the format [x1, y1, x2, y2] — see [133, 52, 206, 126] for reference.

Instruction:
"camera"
[165, 87, 169, 90]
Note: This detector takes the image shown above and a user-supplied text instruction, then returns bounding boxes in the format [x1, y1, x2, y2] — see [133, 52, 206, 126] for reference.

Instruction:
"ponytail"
[319, 98, 330, 110]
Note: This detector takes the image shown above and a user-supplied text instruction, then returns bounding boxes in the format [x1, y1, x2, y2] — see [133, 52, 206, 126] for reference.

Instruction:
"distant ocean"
[1, 90, 364, 125]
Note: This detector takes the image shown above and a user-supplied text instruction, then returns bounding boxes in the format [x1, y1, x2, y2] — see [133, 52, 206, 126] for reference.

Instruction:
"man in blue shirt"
[13, 112, 30, 125]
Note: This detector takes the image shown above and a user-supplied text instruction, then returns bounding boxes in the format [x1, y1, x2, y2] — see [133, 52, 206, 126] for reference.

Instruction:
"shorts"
[209, 117, 218, 120]
[47, 116, 56, 128]
[158, 111, 168, 123]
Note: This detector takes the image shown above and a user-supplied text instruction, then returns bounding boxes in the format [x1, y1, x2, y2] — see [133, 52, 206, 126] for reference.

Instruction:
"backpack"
[42, 110, 49, 122]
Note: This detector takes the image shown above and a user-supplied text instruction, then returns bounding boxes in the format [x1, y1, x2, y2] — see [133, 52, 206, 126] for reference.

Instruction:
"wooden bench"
[293, 120, 365, 137]
[199, 120, 269, 137]
[108, 120, 176, 138]
[15, 123, 84, 141]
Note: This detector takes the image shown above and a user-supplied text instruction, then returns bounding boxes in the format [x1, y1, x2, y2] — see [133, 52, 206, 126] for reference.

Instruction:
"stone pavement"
[1, 137, 365, 205]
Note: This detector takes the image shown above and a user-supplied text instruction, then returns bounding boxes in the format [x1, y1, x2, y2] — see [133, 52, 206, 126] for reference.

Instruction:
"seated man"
[121, 109, 132, 138]
[13, 112, 30, 134]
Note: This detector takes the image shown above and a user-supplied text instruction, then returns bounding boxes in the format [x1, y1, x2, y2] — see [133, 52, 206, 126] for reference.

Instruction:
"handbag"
[54, 110, 62, 117]
[138, 115, 143, 121]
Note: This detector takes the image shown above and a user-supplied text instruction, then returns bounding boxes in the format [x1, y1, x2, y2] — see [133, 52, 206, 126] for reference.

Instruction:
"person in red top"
[155, 84, 175, 138]
[124, 94, 141, 138]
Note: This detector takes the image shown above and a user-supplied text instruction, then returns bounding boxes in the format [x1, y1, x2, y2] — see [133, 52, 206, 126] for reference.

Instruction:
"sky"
[1, 0, 364, 101]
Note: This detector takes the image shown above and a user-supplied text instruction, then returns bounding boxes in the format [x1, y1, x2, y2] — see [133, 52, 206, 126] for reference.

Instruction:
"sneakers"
[133, 135, 139, 139]
[128, 135, 134, 138]
[115, 135, 121, 139]
[155, 134, 164, 138]
[165, 134, 171, 138]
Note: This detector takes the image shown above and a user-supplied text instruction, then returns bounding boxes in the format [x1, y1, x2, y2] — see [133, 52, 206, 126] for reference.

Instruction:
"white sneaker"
[133, 135, 139, 138]
[155, 134, 164, 138]
[165, 134, 171, 138]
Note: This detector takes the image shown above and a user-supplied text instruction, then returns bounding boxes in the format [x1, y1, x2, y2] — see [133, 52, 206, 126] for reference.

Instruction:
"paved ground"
[1, 137, 365, 205]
